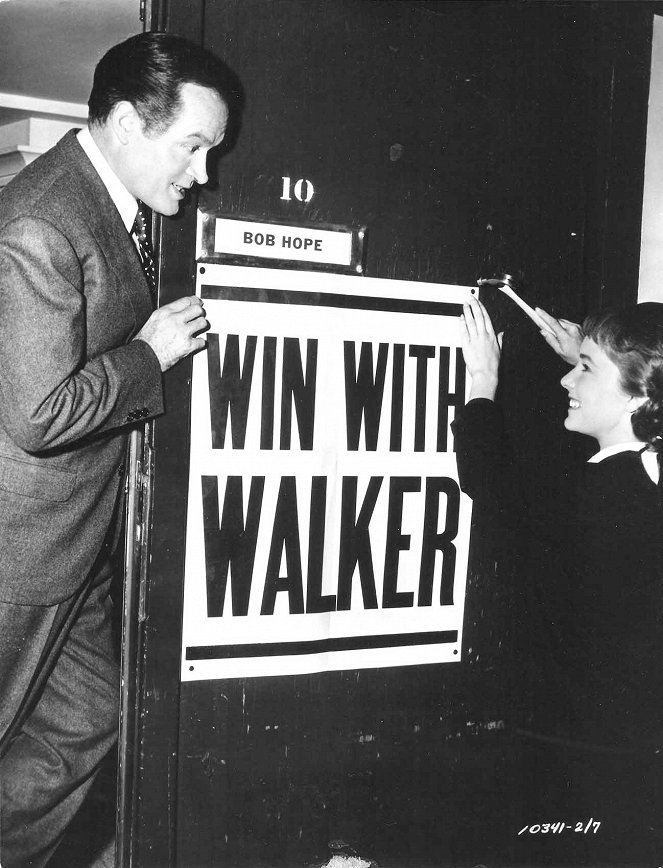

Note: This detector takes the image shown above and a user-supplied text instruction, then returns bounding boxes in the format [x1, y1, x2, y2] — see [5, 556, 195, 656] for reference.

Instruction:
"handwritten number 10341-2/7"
[518, 820, 601, 836]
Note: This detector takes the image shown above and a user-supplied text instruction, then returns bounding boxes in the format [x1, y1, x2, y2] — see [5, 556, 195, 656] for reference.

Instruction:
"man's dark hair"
[88, 32, 241, 133]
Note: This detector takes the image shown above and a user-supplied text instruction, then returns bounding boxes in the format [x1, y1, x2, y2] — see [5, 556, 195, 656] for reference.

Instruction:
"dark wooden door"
[128, 2, 657, 866]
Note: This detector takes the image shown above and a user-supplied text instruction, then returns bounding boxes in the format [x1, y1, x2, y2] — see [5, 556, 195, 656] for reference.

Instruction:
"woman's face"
[560, 338, 644, 448]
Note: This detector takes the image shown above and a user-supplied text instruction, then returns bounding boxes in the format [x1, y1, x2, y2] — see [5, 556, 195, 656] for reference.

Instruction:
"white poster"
[181, 262, 474, 681]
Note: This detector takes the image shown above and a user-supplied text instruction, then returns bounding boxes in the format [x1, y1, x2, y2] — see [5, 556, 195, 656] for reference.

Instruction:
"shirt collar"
[77, 127, 137, 233]
[588, 441, 645, 463]
[589, 441, 658, 484]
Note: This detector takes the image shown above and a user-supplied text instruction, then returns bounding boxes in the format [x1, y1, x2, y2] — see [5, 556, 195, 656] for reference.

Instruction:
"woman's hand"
[535, 307, 583, 365]
[460, 297, 502, 401]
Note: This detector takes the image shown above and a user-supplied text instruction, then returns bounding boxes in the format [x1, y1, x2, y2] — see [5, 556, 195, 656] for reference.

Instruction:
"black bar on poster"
[200, 284, 463, 317]
[186, 630, 458, 661]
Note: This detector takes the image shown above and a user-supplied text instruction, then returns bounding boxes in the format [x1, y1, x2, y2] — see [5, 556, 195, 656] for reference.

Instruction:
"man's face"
[125, 82, 228, 216]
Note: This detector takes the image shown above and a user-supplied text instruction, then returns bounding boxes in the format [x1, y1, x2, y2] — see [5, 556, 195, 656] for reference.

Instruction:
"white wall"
[639, 15, 663, 302]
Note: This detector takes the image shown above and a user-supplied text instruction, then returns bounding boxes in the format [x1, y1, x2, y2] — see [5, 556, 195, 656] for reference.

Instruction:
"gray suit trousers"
[0, 562, 119, 868]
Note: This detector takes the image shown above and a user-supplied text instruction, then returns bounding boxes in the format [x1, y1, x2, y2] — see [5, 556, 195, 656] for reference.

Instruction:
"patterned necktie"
[131, 201, 157, 302]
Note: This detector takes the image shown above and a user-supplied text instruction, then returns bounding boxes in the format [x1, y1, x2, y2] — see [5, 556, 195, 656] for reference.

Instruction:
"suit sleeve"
[0, 215, 164, 453]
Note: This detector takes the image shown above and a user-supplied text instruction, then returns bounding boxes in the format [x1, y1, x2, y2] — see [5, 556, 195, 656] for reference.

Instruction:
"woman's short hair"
[88, 32, 241, 134]
[584, 302, 663, 449]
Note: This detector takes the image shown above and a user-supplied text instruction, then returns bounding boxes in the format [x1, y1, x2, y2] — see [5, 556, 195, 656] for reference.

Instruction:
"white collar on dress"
[589, 441, 658, 483]
[77, 127, 137, 233]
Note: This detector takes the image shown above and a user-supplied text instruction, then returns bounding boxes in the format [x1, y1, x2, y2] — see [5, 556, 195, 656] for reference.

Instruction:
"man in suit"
[0, 32, 237, 867]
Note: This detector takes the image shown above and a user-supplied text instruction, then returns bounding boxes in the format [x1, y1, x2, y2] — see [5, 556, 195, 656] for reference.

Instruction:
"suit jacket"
[0, 130, 164, 605]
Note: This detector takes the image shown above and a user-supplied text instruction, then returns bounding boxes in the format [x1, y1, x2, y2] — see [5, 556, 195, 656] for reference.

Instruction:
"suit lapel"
[57, 132, 154, 318]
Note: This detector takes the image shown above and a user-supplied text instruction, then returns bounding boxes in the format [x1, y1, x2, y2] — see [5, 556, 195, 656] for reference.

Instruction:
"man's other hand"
[133, 295, 209, 371]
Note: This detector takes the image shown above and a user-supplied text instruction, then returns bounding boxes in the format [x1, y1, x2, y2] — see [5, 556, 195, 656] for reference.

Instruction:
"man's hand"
[133, 296, 209, 371]
[535, 307, 583, 365]
[460, 296, 502, 401]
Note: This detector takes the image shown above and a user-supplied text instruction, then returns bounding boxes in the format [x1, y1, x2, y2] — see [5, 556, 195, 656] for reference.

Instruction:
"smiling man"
[0, 32, 240, 868]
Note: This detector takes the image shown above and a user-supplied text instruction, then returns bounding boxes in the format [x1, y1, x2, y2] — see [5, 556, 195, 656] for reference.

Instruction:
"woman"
[454, 297, 663, 866]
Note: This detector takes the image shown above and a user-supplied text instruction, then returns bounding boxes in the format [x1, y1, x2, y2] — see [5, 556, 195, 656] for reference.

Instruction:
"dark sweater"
[453, 398, 663, 750]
